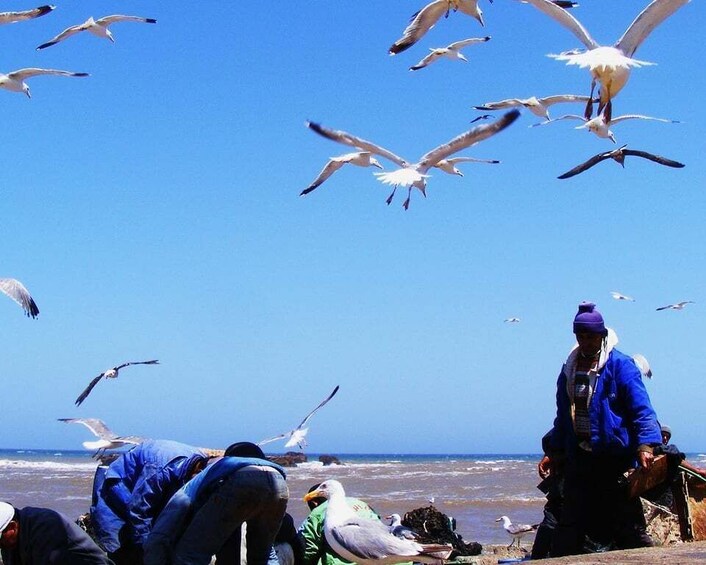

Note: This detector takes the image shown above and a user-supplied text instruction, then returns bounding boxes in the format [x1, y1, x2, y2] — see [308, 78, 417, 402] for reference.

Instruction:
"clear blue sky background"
[2, 0, 704, 454]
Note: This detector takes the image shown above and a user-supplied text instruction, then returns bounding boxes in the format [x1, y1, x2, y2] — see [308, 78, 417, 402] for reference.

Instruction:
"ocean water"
[2, 449, 705, 547]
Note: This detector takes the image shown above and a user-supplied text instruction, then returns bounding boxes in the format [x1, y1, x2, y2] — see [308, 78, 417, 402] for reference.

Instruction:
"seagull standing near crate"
[496, 515, 539, 549]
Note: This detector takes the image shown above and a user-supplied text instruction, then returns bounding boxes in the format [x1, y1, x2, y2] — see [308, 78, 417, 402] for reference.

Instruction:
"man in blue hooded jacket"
[544, 302, 661, 556]
[91, 439, 208, 565]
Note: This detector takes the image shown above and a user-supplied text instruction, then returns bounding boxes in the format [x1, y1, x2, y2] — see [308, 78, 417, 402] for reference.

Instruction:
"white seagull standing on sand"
[410, 36, 491, 71]
[496, 515, 539, 549]
[517, 0, 691, 121]
[301, 152, 383, 196]
[532, 113, 680, 143]
[557, 145, 685, 179]
[0, 278, 39, 318]
[58, 418, 144, 457]
[75, 360, 160, 406]
[389, 0, 486, 55]
[610, 291, 635, 301]
[304, 480, 453, 564]
[0, 5, 54, 25]
[656, 300, 694, 311]
[473, 94, 593, 120]
[0, 68, 88, 98]
[37, 15, 157, 49]
[258, 385, 340, 449]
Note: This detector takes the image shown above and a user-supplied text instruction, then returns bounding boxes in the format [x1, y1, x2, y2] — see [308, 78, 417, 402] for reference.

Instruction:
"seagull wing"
[519, 0, 598, 49]
[655, 304, 673, 311]
[445, 156, 500, 164]
[632, 354, 652, 378]
[330, 518, 420, 560]
[0, 278, 39, 318]
[622, 149, 685, 168]
[616, 0, 690, 57]
[416, 109, 520, 171]
[447, 36, 491, 50]
[473, 98, 526, 111]
[609, 114, 679, 125]
[256, 433, 289, 446]
[0, 5, 55, 25]
[538, 94, 593, 106]
[389, 0, 448, 55]
[301, 158, 348, 195]
[96, 15, 158, 26]
[116, 359, 160, 370]
[410, 49, 444, 71]
[531, 114, 585, 127]
[557, 151, 613, 179]
[58, 418, 118, 440]
[295, 385, 340, 429]
[75, 374, 106, 406]
[307, 121, 408, 167]
[8, 68, 89, 79]
[36, 23, 89, 49]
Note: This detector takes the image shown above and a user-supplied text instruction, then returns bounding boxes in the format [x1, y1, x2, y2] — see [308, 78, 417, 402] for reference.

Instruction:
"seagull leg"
[402, 187, 413, 210]
[604, 99, 613, 124]
[386, 186, 397, 205]
[584, 80, 596, 120]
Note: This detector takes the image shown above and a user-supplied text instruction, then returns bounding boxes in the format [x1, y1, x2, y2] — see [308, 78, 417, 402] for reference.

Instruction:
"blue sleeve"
[128, 463, 184, 545]
[549, 370, 569, 454]
[144, 489, 193, 565]
[616, 357, 661, 447]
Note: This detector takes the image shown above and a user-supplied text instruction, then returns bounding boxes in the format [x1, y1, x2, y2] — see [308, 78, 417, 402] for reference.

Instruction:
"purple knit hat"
[573, 302, 607, 335]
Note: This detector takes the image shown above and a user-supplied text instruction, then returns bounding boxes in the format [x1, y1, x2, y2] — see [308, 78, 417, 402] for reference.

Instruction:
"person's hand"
[538, 455, 551, 479]
[638, 450, 654, 470]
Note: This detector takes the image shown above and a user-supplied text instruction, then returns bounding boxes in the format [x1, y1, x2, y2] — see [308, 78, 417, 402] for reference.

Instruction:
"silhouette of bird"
[656, 301, 694, 311]
[410, 36, 491, 71]
[610, 291, 635, 301]
[504, 317, 521, 323]
[0, 68, 88, 98]
[496, 515, 539, 549]
[557, 145, 684, 179]
[75, 360, 159, 406]
[37, 14, 157, 49]
[301, 152, 383, 196]
[386, 514, 419, 540]
[0, 5, 54, 25]
[304, 480, 453, 564]
[258, 385, 340, 449]
[58, 418, 144, 457]
[0, 278, 39, 318]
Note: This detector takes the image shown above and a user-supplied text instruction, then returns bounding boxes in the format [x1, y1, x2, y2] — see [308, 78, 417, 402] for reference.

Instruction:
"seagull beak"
[303, 489, 323, 502]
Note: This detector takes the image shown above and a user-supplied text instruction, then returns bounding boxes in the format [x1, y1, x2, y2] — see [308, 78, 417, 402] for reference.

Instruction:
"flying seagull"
[304, 480, 453, 564]
[632, 354, 652, 379]
[0, 278, 39, 318]
[37, 15, 157, 49]
[474, 94, 592, 120]
[557, 145, 685, 179]
[610, 291, 635, 301]
[496, 515, 539, 549]
[532, 113, 680, 143]
[301, 152, 383, 196]
[258, 385, 340, 449]
[75, 360, 160, 406]
[504, 317, 521, 323]
[386, 514, 419, 540]
[58, 418, 144, 457]
[0, 5, 54, 25]
[0, 68, 88, 98]
[517, 0, 691, 121]
[410, 36, 491, 71]
[656, 300, 694, 311]
[389, 0, 486, 56]
[307, 115, 514, 209]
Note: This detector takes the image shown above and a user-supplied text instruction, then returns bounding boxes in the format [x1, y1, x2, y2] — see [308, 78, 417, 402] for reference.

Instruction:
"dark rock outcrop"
[267, 451, 307, 467]
[319, 454, 342, 466]
[403, 504, 482, 558]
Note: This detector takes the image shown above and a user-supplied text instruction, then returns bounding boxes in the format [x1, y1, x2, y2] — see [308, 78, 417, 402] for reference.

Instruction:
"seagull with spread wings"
[0, 68, 88, 98]
[0, 278, 39, 318]
[410, 36, 491, 71]
[656, 301, 694, 311]
[557, 145, 684, 179]
[301, 152, 383, 196]
[532, 113, 680, 143]
[58, 418, 144, 457]
[611, 291, 635, 301]
[473, 94, 593, 120]
[258, 385, 339, 449]
[517, 0, 691, 121]
[75, 360, 160, 406]
[0, 5, 54, 25]
[37, 14, 157, 49]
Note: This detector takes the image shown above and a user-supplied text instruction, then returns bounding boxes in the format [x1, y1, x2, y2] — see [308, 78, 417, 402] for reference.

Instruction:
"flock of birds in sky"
[301, 0, 691, 210]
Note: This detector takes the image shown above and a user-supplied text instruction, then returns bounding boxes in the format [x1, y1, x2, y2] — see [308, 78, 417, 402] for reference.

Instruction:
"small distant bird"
[532, 113, 680, 143]
[434, 156, 500, 176]
[410, 36, 491, 71]
[632, 353, 652, 379]
[75, 360, 160, 406]
[0, 68, 89, 98]
[504, 317, 521, 323]
[0, 5, 54, 25]
[656, 300, 694, 311]
[610, 291, 635, 301]
[496, 515, 539, 549]
[474, 94, 593, 120]
[386, 514, 419, 540]
[389, 0, 486, 56]
[304, 480, 453, 564]
[517, 0, 691, 121]
[558, 145, 685, 179]
[58, 418, 144, 457]
[258, 385, 340, 449]
[301, 152, 383, 196]
[37, 15, 157, 49]
[0, 278, 39, 318]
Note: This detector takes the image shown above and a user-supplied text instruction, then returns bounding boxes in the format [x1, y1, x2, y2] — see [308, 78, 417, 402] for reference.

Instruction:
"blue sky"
[2, 1, 704, 454]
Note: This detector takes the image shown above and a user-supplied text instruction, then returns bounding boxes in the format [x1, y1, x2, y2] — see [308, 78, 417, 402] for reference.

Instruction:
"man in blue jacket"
[544, 302, 661, 556]
[91, 439, 208, 564]
[0, 502, 114, 564]
[144, 441, 288, 565]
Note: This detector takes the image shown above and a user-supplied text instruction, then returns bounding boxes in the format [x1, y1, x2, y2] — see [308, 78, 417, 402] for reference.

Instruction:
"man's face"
[575, 332, 603, 356]
[662, 432, 671, 445]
